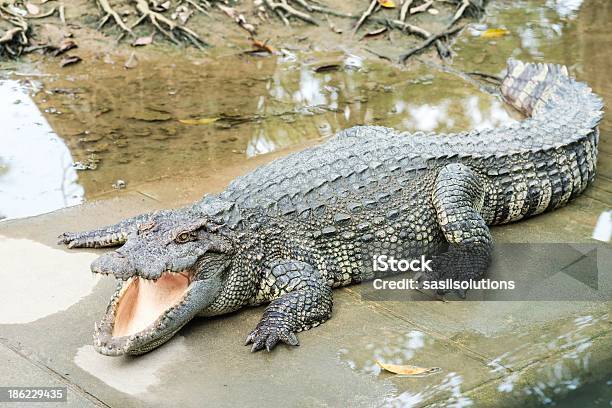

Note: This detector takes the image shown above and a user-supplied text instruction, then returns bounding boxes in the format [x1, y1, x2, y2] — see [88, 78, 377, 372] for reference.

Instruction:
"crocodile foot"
[415, 245, 490, 299]
[245, 319, 300, 352]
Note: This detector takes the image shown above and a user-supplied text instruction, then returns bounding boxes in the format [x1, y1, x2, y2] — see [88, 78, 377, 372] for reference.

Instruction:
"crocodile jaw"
[94, 271, 194, 356]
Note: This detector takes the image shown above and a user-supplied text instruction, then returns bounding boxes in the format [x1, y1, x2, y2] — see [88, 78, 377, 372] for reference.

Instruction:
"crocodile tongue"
[112, 272, 190, 337]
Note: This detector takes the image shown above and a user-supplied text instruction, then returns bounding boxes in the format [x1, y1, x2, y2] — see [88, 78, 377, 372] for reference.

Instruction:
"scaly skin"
[60, 59, 603, 355]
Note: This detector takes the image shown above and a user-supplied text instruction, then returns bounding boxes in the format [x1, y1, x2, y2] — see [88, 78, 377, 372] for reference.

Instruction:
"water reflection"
[0, 80, 83, 220]
[488, 314, 608, 405]
[546, 0, 585, 19]
[337, 328, 476, 407]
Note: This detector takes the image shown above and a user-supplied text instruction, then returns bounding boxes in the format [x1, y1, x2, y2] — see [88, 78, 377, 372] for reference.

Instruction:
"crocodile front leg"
[246, 260, 333, 352]
[425, 163, 493, 298]
[58, 212, 154, 248]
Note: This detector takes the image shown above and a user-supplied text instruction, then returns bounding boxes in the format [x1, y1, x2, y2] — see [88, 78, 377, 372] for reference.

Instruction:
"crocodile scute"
[59, 59, 604, 355]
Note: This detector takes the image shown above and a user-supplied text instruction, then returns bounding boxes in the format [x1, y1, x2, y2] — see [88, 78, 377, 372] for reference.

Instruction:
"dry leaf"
[252, 39, 274, 54]
[378, 0, 396, 8]
[178, 117, 219, 125]
[132, 35, 154, 47]
[124, 52, 138, 69]
[377, 361, 442, 377]
[481, 28, 510, 38]
[59, 55, 82, 67]
[26, 3, 40, 15]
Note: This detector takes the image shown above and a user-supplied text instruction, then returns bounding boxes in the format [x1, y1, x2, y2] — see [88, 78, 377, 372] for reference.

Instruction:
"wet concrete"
[1, 0, 611, 407]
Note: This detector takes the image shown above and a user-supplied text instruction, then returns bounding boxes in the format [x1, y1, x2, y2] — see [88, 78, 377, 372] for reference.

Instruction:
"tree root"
[399, 0, 414, 22]
[95, 0, 133, 35]
[0, 6, 30, 57]
[399, 25, 464, 63]
[450, 0, 470, 26]
[133, 0, 207, 49]
[352, 0, 377, 36]
[264, 0, 319, 25]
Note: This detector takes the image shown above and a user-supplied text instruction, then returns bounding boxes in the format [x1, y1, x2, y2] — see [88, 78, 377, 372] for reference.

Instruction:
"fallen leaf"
[481, 28, 510, 38]
[132, 35, 154, 47]
[25, 3, 40, 15]
[59, 55, 82, 67]
[124, 52, 138, 69]
[377, 361, 442, 377]
[178, 117, 219, 125]
[252, 39, 274, 54]
[363, 27, 387, 38]
[378, 0, 396, 8]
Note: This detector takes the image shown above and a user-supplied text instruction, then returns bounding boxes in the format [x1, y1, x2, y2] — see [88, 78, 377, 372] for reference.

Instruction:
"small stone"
[112, 180, 127, 189]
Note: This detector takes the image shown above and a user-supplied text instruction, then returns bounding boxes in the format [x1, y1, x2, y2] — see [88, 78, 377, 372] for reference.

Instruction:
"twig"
[383, 18, 430, 38]
[410, 0, 433, 14]
[59, 2, 65, 25]
[264, 0, 318, 25]
[352, 0, 377, 36]
[293, 0, 313, 12]
[450, 0, 470, 26]
[399, 24, 463, 63]
[399, 0, 413, 22]
[466, 71, 503, 83]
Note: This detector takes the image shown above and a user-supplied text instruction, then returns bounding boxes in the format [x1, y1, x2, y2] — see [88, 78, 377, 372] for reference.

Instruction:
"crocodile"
[59, 59, 603, 356]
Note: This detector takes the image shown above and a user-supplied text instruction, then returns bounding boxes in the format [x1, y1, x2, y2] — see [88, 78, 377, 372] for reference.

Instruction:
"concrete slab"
[0, 343, 101, 407]
[0, 180, 610, 408]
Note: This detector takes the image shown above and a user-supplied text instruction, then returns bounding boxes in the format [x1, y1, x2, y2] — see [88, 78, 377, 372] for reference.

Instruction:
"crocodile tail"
[500, 59, 570, 117]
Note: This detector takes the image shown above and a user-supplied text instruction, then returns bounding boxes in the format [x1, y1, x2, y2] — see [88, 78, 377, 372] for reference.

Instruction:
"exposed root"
[409, 0, 433, 15]
[0, 5, 30, 57]
[399, 25, 464, 63]
[133, 0, 206, 49]
[95, 0, 133, 36]
[264, 0, 318, 25]
[450, 0, 470, 26]
[352, 0, 377, 36]
[399, 0, 414, 22]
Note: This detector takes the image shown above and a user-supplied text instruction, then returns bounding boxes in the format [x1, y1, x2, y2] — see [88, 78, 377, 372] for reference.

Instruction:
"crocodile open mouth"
[94, 271, 195, 355]
[113, 272, 191, 336]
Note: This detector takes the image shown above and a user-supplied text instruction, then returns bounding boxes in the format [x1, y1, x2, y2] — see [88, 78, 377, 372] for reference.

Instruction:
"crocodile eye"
[175, 231, 196, 243]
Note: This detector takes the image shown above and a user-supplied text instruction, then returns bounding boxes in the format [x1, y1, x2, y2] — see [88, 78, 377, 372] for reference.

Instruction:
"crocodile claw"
[58, 232, 82, 248]
[245, 324, 299, 352]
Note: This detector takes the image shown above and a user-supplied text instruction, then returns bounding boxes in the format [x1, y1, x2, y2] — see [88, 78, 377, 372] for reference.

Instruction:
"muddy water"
[0, 0, 610, 406]
[452, 0, 612, 206]
[1, 48, 517, 216]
